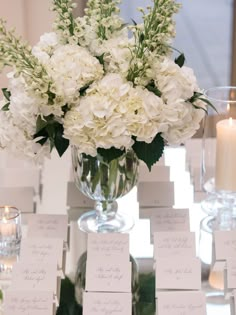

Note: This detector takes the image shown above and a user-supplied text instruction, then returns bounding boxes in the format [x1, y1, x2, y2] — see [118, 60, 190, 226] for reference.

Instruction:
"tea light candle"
[215, 118, 236, 191]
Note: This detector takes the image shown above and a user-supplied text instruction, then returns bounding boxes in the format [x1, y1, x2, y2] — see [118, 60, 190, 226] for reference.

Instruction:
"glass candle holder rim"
[0, 206, 21, 220]
[203, 86, 236, 104]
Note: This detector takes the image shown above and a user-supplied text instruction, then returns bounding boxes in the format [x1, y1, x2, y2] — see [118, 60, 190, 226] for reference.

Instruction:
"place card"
[66, 181, 95, 208]
[0, 187, 35, 213]
[27, 214, 68, 243]
[137, 182, 175, 207]
[139, 207, 172, 219]
[155, 257, 201, 292]
[4, 290, 55, 315]
[85, 259, 131, 293]
[11, 262, 58, 294]
[157, 290, 206, 315]
[214, 230, 236, 261]
[138, 164, 170, 182]
[83, 292, 132, 315]
[153, 231, 196, 258]
[150, 208, 190, 236]
[226, 258, 236, 289]
[230, 290, 236, 315]
[20, 237, 65, 271]
[87, 233, 129, 261]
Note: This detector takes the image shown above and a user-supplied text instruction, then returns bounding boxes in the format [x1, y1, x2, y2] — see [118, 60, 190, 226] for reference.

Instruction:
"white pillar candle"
[215, 118, 236, 191]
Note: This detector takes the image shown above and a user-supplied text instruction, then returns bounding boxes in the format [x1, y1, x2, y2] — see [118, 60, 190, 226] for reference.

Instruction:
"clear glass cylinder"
[0, 206, 21, 254]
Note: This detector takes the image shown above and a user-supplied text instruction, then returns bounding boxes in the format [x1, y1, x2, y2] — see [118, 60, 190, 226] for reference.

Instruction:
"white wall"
[0, 0, 86, 87]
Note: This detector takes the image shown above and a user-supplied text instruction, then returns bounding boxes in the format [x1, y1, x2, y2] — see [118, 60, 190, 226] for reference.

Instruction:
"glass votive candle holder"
[0, 206, 22, 253]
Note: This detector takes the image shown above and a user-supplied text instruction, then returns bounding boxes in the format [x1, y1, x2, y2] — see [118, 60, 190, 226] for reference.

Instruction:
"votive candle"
[215, 118, 236, 191]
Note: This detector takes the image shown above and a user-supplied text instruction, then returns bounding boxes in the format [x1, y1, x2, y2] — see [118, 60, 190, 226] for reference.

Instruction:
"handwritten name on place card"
[153, 231, 196, 258]
[157, 291, 206, 315]
[150, 208, 190, 234]
[214, 231, 236, 260]
[155, 258, 201, 291]
[20, 238, 64, 269]
[4, 290, 54, 315]
[27, 214, 68, 242]
[12, 262, 58, 292]
[85, 260, 131, 293]
[83, 292, 132, 315]
[87, 233, 129, 261]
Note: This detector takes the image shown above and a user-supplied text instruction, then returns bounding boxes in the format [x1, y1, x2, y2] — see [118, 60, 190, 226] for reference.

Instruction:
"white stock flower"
[32, 32, 59, 63]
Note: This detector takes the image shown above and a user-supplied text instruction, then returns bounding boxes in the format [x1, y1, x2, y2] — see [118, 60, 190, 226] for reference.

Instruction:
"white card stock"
[157, 290, 206, 315]
[27, 214, 68, 242]
[83, 292, 132, 315]
[153, 231, 196, 258]
[20, 237, 64, 270]
[214, 230, 236, 261]
[4, 290, 54, 315]
[11, 262, 58, 294]
[150, 208, 190, 235]
[87, 233, 129, 261]
[155, 258, 201, 291]
[137, 182, 175, 207]
[85, 259, 131, 293]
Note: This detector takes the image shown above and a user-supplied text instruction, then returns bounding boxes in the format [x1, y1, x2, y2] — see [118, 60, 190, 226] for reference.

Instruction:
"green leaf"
[96, 53, 105, 66]
[36, 116, 49, 133]
[54, 123, 69, 157]
[97, 147, 125, 163]
[146, 80, 162, 97]
[2, 88, 11, 101]
[132, 133, 165, 171]
[174, 53, 185, 67]
[1, 102, 10, 111]
[79, 82, 92, 96]
[131, 18, 137, 25]
[139, 33, 145, 43]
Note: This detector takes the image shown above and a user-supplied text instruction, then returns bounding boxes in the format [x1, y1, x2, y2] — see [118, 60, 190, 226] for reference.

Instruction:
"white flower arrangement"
[0, 0, 211, 169]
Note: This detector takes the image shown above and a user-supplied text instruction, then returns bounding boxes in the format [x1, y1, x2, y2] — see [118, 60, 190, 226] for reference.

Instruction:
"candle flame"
[229, 117, 233, 126]
[227, 103, 230, 112]
[2, 217, 7, 223]
[4, 206, 9, 213]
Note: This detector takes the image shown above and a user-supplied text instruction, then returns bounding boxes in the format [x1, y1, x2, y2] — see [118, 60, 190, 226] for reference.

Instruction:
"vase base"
[78, 210, 134, 233]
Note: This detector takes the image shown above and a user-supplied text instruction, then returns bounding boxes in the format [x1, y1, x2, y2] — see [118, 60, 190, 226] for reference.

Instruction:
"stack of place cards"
[3, 214, 69, 315]
[154, 231, 201, 293]
[83, 233, 132, 315]
[154, 230, 206, 314]
[157, 291, 206, 315]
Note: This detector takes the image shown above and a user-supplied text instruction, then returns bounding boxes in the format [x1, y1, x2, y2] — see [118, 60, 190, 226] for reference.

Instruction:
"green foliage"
[174, 53, 185, 67]
[34, 115, 69, 156]
[146, 80, 162, 97]
[97, 147, 125, 163]
[132, 133, 165, 171]
[188, 91, 218, 114]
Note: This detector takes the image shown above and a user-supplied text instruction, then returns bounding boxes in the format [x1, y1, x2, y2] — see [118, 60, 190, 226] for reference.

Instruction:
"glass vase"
[71, 147, 139, 233]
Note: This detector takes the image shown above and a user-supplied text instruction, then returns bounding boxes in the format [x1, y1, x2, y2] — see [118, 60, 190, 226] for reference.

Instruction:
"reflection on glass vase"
[71, 146, 139, 233]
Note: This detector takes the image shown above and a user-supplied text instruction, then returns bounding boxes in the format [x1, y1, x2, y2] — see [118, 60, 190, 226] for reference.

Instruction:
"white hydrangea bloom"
[64, 73, 171, 154]
[46, 44, 104, 105]
[148, 57, 206, 144]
